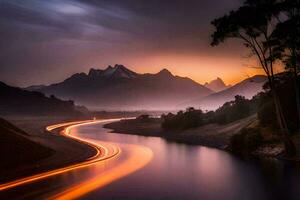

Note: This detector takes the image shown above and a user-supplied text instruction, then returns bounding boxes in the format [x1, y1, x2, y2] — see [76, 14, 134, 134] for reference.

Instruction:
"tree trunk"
[271, 84, 296, 156]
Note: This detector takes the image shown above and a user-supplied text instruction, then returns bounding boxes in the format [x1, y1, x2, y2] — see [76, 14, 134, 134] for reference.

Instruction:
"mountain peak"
[87, 65, 138, 79]
[106, 65, 113, 70]
[114, 64, 126, 69]
[109, 64, 137, 78]
[204, 77, 228, 92]
[65, 72, 87, 82]
[157, 68, 173, 76]
[88, 68, 103, 77]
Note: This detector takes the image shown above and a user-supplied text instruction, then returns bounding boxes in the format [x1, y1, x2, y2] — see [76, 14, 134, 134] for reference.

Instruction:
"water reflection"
[78, 123, 300, 200]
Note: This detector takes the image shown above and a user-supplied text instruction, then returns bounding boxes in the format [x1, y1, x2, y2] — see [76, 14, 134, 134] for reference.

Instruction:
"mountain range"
[28, 64, 213, 111]
[27, 64, 266, 111]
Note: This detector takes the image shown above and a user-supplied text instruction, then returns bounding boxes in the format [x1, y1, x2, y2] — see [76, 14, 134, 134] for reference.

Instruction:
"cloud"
[0, 0, 243, 86]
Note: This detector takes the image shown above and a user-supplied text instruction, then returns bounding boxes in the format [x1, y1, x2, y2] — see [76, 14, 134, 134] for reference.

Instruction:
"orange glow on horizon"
[98, 54, 268, 86]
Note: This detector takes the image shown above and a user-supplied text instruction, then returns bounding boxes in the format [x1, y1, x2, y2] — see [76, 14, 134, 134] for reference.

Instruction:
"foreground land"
[0, 110, 156, 183]
[104, 115, 256, 149]
[0, 116, 96, 183]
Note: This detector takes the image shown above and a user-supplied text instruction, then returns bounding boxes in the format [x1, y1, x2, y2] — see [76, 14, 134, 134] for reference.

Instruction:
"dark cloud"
[0, 0, 243, 86]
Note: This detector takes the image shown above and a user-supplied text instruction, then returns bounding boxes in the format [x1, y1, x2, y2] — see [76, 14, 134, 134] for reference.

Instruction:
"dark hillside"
[0, 118, 52, 171]
[0, 81, 83, 116]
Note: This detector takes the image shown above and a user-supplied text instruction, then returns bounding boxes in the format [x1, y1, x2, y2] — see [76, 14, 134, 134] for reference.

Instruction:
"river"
[3, 120, 300, 200]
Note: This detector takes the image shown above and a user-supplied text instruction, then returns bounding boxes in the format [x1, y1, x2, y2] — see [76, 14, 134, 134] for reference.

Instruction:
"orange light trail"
[0, 118, 153, 200]
[0, 119, 121, 191]
[48, 144, 153, 200]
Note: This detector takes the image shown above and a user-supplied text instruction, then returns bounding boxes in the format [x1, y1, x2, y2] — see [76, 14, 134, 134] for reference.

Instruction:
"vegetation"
[213, 95, 258, 124]
[258, 74, 300, 131]
[161, 95, 257, 131]
[161, 108, 204, 130]
[210, 0, 300, 155]
[161, 73, 300, 156]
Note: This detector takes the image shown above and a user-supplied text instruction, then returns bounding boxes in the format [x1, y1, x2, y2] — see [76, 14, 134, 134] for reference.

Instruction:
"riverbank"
[104, 116, 300, 160]
[0, 116, 96, 183]
[104, 115, 256, 149]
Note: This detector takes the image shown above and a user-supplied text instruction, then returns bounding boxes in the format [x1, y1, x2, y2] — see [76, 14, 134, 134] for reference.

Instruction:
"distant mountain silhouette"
[181, 75, 267, 111]
[0, 81, 84, 116]
[204, 77, 231, 92]
[28, 64, 213, 110]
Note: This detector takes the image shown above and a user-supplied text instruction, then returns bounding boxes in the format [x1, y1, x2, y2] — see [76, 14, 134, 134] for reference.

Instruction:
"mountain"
[182, 75, 267, 111]
[0, 81, 84, 116]
[88, 64, 138, 79]
[204, 77, 231, 92]
[29, 64, 213, 111]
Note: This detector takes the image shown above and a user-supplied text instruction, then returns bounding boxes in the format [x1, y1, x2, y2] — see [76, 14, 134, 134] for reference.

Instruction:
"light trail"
[0, 119, 121, 191]
[48, 145, 153, 200]
[0, 117, 153, 200]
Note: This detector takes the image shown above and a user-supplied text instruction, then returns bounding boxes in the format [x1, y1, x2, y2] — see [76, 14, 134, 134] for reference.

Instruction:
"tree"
[211, 0, 296, 155]
[213, 95, 254, 124]
[270, 0, 300, 123]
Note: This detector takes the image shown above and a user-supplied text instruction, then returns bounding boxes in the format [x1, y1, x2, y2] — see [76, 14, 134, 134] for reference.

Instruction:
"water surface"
[75, 122, 300, 200]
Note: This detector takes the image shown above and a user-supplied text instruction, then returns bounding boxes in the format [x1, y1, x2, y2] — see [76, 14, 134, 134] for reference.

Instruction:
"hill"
[182, 75, 267, 111]
[0, 118, 52, 170]
[0, 81, 85, 116]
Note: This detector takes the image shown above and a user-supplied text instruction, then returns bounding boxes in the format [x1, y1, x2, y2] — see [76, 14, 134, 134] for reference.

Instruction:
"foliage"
[161, 107, 204, 130]
[212, 95, 258, 124]
[270, 0, 300, 73]
[210, 0, 300, 155]
[258, 74, 300, 131]
[161, 96, 258, 131]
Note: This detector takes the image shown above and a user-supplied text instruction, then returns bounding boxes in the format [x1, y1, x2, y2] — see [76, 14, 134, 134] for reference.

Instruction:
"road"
[0, 119, 153, 199]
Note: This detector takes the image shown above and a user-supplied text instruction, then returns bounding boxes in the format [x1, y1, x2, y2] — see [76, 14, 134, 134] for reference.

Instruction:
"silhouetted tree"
[211, 0, 296, 155]
[213, 95, 256, 124]
[270, 0, 300, 123]
[161, 108, 204, 130]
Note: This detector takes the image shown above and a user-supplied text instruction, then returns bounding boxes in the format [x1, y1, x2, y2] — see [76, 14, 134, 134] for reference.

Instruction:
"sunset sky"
[0, 0, 267, 87]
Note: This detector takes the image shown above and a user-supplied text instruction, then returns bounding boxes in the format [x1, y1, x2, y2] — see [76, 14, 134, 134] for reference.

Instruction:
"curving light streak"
[48, 145, 153, 200]
[0, 119, 121, 191]
[0, 117, 153, 200]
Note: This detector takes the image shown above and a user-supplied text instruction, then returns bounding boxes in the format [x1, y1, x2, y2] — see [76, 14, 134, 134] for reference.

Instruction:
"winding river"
[2, 120, 300, 200]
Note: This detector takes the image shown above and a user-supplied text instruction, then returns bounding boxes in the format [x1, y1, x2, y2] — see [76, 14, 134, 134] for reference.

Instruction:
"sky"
[0, 0, 265, 87]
